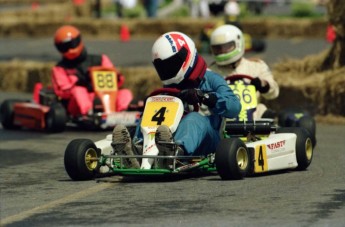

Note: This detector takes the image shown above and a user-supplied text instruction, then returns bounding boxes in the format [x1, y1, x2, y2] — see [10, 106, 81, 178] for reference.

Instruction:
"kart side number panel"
[249, 133, 299, 173]
[254, 145, 268, 173]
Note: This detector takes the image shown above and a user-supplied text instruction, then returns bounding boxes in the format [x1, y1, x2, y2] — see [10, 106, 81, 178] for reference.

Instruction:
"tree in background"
[321, 0, 345, 70]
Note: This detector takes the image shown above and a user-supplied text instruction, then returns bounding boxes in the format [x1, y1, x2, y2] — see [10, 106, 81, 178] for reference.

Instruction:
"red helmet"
[54, 25, 84, 60]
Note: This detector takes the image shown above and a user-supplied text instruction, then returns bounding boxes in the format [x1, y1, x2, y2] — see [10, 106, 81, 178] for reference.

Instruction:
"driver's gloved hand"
[178, 89, 217, 108]
[250, 77, 270, 93]
[202, 92, 217, 108]
[178, 89, 204, 105]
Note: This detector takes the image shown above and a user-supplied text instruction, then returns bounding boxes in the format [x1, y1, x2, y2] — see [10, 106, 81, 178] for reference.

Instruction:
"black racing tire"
[215, 138, 250, 180]
[276, 127, 313, 171]
[45, 103, 67, 133]
[297, 116, 317, 148]
[251, 38, 266, 53]
[0, 99, 22, 129]
[64, 139, 101, 181]
[278, 107, 307, 127]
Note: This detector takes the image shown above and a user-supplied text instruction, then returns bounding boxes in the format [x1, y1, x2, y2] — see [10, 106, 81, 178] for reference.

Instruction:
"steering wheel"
[225, 74, 254, 84]
[148, 87, 180, 97]
[148, 87, 199, 112]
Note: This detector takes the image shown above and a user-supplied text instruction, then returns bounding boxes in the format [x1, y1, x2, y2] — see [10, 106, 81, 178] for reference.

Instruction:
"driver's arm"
[51, 66, 78, 99]
[256, 61, 279, 100]
[205, 71, 242, 119]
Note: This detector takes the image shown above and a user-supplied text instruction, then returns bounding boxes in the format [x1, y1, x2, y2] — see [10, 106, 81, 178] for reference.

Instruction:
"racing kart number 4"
[92, 70, 117, 91]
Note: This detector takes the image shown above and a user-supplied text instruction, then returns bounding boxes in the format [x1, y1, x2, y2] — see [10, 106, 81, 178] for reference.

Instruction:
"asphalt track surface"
[1, 37, 345, 226]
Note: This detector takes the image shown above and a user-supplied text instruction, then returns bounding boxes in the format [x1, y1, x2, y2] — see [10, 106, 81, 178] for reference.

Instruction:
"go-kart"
[64, 82, 314, 181]
[225, 74, 317, 147]
[0, 67, 141, 133]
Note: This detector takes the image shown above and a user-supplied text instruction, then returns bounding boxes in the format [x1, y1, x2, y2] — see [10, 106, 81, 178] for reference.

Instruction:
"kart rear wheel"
[0, 99, 22, 129]
[278, 107, 316, 147]
[278, 107, 307, 127]
[251, 38, 266, 53]
[45, 103, 67, 133]
[64, 139, 101, 181]
[297, 116, 316, 148]
[215, 138, 250, 180]
[276, 127, 313, 171]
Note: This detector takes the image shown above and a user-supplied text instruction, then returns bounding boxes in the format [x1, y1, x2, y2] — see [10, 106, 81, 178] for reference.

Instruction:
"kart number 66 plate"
[230, 82, 257, 121]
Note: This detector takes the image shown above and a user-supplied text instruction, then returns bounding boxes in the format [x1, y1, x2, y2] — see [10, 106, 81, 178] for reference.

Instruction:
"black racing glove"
[178, 89, 204, 105]
[202, 92, 217, 108]
[250, 77, 270, 93]
[178, 89, 217, 108]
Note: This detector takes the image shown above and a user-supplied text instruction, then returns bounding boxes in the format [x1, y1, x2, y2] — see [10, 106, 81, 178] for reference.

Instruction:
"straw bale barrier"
[1, 2, 344, 121]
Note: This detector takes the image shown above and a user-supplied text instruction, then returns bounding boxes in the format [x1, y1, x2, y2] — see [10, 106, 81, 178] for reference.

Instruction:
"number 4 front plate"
[141, 95, 184, 133]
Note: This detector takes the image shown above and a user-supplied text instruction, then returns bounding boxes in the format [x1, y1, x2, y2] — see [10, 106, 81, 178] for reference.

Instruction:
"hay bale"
[0, 59, 344, 119]
[270, 51, 345, 116]
[118, 66, 161, 99]
[0, 60, 53, 92]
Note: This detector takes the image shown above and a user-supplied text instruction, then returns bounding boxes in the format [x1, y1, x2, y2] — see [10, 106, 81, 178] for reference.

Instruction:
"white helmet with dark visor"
[152, 32, 197, 86]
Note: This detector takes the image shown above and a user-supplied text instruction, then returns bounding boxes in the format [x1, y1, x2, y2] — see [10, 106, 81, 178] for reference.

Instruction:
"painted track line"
[1, 182, 114, 226]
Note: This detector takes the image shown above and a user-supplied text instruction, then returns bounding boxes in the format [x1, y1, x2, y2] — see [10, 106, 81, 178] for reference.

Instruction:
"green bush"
[290, 1, 316, 18]
[123, 5, 145, 18]
[160, 0, 174, 8]
[168, 5, 189, 17]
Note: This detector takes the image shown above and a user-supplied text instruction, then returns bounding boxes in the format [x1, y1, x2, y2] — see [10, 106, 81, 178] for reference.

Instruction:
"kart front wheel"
[64, 139, 100, 181]
[0, 99, 22, 129]
[45, 103, 67, 133]
[276, 127, 313, 170]
[215, 138, 250, 180]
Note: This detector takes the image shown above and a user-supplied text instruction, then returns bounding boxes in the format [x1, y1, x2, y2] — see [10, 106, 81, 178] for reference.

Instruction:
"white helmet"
[152, 31, 197, 86]
[210, 24, 245, 66]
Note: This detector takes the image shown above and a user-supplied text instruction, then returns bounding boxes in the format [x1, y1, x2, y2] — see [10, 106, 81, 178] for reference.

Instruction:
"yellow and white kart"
[221, 74, 313, 177]
[64, 84, 313, 181]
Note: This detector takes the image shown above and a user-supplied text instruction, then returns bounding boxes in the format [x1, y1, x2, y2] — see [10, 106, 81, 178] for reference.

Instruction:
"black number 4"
[152, 107, 166, 125]
[258, 146, 265, 171]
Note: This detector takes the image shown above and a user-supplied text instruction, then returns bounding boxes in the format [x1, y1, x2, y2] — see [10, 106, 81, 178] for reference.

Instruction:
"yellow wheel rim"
[237, 147, 248, 171]
[85, 148, 98, 171]
[305, 138, 313, 161]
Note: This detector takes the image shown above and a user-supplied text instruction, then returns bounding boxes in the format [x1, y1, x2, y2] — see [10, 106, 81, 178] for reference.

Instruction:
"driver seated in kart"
[51, 25, 133, 117]
[112, 31, 242, 169]
[209, 24, 279, 120]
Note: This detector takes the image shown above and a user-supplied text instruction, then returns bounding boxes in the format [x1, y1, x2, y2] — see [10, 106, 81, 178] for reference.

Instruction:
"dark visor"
[211, 41, 235, 55]
[153, 46, 188, 81]
[55, 35, 81, 53]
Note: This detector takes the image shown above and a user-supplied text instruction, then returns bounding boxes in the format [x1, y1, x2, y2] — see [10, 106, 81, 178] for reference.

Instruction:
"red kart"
[0, 67, 141, 133]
